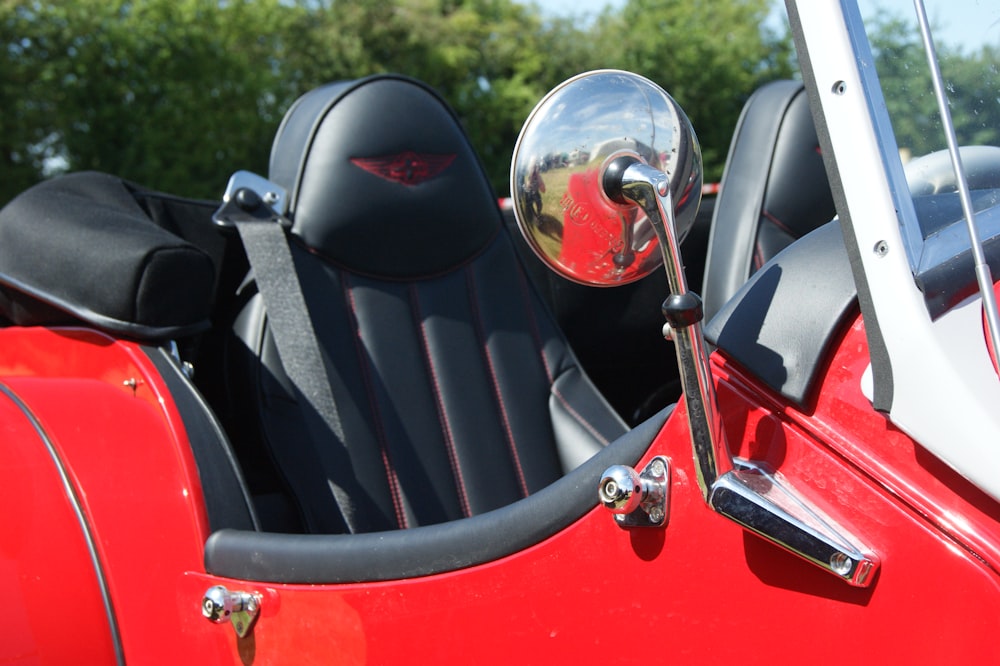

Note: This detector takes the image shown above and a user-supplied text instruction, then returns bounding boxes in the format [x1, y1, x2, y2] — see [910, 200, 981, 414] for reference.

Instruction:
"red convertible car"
[3, 0, 1000, 663]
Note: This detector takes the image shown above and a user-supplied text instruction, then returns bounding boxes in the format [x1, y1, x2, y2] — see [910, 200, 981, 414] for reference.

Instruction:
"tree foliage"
[867, 10, 1000, 159]
[595, 0, 793, 175]
[2, 0, 294, 199]
[4, 0, 792, 204]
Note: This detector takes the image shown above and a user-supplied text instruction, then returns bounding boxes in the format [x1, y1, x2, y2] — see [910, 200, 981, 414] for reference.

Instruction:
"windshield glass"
[858, 0, 1000, 316]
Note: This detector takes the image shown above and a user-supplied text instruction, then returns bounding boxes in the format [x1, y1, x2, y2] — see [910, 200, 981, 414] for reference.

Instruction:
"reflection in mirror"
[510, 70, 701, 286]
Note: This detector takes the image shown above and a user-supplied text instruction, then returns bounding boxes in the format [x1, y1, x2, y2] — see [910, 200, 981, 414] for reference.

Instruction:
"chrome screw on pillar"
[202, 585, 261, 638]
[598, 456, 670, 527]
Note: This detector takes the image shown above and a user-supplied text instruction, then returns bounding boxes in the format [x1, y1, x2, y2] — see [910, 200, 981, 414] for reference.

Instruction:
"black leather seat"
[225, 75, 627, 534]
[701, 80, 836, 322]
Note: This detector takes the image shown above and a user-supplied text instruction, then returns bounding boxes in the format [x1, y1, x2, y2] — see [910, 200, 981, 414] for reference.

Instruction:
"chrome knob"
[598, 457, 670, 527]
[599, 465, 643, 514]
[202, 585, 260, 638]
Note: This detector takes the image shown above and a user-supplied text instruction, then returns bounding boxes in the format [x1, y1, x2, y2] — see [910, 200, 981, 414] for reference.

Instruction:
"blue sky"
[538, 0, 1000, 50]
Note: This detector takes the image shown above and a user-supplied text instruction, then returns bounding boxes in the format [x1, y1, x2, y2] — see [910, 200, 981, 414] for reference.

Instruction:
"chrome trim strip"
[0, 382, 125, 665]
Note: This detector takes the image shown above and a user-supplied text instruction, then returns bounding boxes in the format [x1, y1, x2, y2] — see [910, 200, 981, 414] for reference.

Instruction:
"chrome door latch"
[202, 585, 261, 638]
[598, 456, 670, 527]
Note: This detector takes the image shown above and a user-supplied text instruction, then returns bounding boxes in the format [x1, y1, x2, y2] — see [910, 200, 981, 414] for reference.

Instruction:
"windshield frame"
[786, 0, 1000, 504]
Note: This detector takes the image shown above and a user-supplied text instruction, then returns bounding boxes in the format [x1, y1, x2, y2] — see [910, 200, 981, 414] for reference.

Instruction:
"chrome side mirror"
[510, 70, 702, 286]
[511, 71, 878, 587]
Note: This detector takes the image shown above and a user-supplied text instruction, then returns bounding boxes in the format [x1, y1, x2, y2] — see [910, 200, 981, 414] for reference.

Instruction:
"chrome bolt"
[202, 585, 230, 623]
[599, 458, 669, 528]
[830, 551, 853, 576]
[201, 585, 262, 638]
[650, 459, 666, 478]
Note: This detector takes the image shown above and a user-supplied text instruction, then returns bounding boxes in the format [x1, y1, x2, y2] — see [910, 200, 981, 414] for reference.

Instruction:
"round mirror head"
[510, 70, 702, 286]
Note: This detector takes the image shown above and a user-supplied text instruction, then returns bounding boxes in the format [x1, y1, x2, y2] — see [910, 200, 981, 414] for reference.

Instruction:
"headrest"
[269, 75, 502, 278]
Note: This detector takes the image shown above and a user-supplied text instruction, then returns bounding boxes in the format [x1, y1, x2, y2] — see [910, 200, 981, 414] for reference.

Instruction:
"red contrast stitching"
[343, 272, 408, 529]
[466, 266, 529, 498]
[515, 265, 554, 384]
[551, 384, 611, 445]
[409, 283, 472, 517]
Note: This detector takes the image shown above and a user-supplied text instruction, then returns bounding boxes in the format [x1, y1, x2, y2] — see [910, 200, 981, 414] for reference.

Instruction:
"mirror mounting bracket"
[617, 161, 880, 587]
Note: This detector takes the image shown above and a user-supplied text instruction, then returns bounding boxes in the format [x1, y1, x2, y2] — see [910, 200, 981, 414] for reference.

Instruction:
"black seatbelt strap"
[214, 178, 362, 533]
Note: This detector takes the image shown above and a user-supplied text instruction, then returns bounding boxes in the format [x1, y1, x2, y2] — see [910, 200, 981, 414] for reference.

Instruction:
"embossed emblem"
[350, 151, 456, 186]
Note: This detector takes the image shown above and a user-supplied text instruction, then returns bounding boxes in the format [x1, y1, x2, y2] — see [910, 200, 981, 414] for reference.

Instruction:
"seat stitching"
[762, 208, 796, 237]
[409, 283, 472, 517]
[514, 263, 554, 384]
[465, 265, 529, 497]
[550, 383, 611, 446]
[343, 271, 408, 529]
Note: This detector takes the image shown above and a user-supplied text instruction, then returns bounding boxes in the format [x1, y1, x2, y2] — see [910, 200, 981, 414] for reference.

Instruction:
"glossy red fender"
[3, 315, 1000, 664]
[186, 311, 1000, 663]
[0, 328, 231, 662]
[0, 378, 118, 663]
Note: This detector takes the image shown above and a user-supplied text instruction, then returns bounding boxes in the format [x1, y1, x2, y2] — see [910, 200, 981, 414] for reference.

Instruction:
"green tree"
[2, 0, 794, 201]
[277, 0, 594, 191]
[594, 0, 794, 181]
[868, 10, 1000, 159]
[1, 0, 296, 202]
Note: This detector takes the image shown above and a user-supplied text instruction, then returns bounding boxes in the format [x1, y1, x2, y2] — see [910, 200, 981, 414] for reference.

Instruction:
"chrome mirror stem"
[616, 159, 733, 496]
[615, 161, 879, 587]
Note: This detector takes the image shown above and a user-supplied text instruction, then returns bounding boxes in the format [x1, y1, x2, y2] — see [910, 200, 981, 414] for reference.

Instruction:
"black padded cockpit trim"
[704, 222, 857, 408]
[203, 406, 667, 584]
[144, 347, 258, 532]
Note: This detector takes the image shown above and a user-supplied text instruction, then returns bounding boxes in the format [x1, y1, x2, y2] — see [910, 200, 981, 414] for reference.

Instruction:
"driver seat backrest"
[226, 75, 627, 534]
[701, 80, 836, 322]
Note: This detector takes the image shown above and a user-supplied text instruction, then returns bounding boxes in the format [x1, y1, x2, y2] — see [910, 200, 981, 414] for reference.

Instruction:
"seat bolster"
[549, 366, 628, 472]
[702, 81, 806, 321]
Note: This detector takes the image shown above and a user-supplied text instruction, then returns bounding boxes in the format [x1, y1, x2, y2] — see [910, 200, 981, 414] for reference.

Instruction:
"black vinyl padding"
[0, 171, 224, 339]
[702, 81, 836, 323]
[226, 75, 628, 535]
[270, 76, 499, 278]
[144, 346, 258, 532]
[704, 221, 857, 408]
[204, 406, 668, 584]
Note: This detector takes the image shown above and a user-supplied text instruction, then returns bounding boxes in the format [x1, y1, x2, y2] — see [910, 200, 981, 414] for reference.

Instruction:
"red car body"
[4, 1, 1000, 663]
[4, 312, 999, 662]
